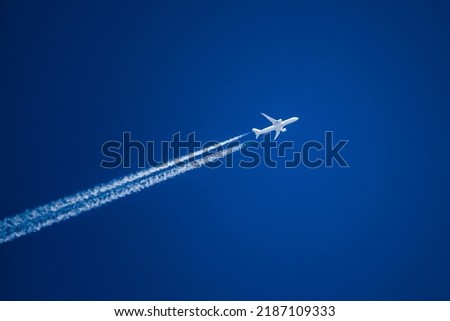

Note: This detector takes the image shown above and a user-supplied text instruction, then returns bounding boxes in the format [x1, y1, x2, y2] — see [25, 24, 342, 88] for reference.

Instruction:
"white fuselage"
[258, 117, 299, 135]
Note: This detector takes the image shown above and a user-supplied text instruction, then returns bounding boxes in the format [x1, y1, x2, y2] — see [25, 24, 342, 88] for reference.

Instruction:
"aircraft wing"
[261, 113, 278, 125]
[274, 129, 281, 139]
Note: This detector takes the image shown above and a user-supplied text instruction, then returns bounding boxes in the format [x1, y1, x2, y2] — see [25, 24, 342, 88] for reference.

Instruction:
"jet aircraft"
[252, 113, 299, 139]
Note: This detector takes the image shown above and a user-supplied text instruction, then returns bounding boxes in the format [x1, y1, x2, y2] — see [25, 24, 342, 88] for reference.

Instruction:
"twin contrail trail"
[0, 134, 247, 244]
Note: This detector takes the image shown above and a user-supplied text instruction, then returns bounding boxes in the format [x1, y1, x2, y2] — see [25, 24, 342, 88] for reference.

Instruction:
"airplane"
[252, 113, 299, 139]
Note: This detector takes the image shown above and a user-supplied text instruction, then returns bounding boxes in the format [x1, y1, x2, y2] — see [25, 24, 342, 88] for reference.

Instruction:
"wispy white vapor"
[0, 135, 246, 244]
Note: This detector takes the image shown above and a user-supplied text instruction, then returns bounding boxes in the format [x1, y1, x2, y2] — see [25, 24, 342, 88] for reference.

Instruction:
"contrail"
[0, 135, 246, 244]
[38, 133, 247, 214]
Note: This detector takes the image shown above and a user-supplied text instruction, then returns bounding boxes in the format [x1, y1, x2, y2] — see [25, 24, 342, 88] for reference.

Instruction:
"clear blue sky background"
[1, 0, 449, 300]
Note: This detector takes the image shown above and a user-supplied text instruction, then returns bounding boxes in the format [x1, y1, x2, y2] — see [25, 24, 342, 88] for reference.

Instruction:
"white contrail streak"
[0, 135, 246, 244]
[42, 133, 247, 214]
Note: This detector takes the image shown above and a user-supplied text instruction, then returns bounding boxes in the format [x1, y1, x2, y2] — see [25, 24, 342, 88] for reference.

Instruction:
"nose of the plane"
[293, 117, 299, 121]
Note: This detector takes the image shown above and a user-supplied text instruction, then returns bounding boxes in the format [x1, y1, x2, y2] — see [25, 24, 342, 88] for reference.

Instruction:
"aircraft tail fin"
[252, 128, 261, 138]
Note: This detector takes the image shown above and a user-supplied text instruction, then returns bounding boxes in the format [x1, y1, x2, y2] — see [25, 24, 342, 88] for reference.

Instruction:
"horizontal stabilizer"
[252, 128, 261, 138]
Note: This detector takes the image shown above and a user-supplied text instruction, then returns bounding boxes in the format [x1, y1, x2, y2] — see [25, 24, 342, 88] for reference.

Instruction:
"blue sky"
[1, 0, 449, 300]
